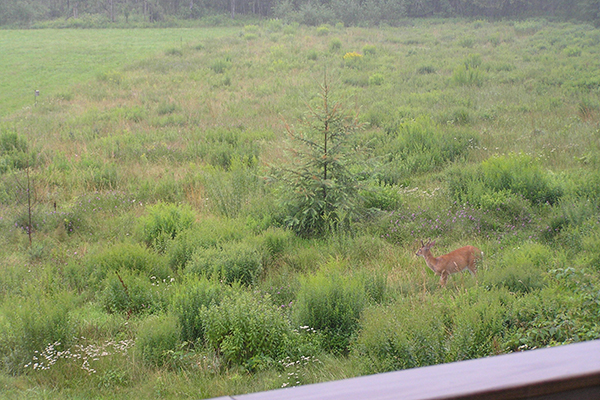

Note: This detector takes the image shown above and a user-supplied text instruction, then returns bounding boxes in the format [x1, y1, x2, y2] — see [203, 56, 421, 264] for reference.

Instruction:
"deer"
[415, 240, 483, 287]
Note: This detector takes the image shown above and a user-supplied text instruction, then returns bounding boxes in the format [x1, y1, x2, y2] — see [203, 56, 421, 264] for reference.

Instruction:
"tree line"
[0, 0, 599, 27]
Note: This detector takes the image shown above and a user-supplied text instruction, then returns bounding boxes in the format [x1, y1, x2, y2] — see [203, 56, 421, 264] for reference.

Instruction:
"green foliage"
[451, 64, 484, 86]
[329, 37, 342, 52]
[362, 44, 377, 55]
[274, 75, 366, 238]
[484, 243, 551, 293]
[167, 217, 249, 269]
[447, 154, 564, 208]
[138, 202, 195, 252]
[377, 115, 476, 184]
[0, 292, 76, 375]
[201, 291, 292, 369]
[186, 241, 263, 286]
[368, 73, 384, 86]
[416, 64, 436, 74]
[316, 24, 330, 36]
[210, 57, 232, 74]
[136, 314, 181, 368]
[100, 269, 170, 315]
[3, 19, 600, 398]
[170, 276, 231, 343]
[86, 242, 169, 285]
[0, 130, 32, 173]
[354, 289, 510, 374]
[361, 185, 403, 211]
[294, 265, 367, 353]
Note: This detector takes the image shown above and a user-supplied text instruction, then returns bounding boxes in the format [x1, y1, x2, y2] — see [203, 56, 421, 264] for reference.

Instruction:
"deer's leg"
[440, 272, 448, 287]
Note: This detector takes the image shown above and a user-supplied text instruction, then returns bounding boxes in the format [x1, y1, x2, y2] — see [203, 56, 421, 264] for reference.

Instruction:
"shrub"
[0, 130, 33, 173]
[0, 292, 76, 375]
[362, 44, 377, 55]
[368, 73, 384, 86]
[353, 298, 447, 373]
[483, 243, 551, 293]
[354, 289, 511, 374]
[86, 242, 169, 285]
[329, 37, 342, 52]
[170, 276, 231, 343]
[136, 314, 181, 368]
[316, 24, 330, 36]
[293, 266, 367, 353]
[416, 64, 436, 74]
[343, 51, 363, 67]
[451, 64, 484, 87]
[446, 289, 510, 360]
[447, 154, 563, 207]
[378, 115, 477, 183]
[138, 202, 195, 252]
[100, 269, 170, 315]
[167, 217, 249, 269]
[186, 241, 263, 286]
[201, 291, 292, 369]
[210, 58, 232, 74]
[480, 154, 563, 205]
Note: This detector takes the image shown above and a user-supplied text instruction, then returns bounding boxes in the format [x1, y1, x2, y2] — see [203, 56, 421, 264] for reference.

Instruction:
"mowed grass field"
[1, 19, 600, 399]
[0, 27, 238, 116]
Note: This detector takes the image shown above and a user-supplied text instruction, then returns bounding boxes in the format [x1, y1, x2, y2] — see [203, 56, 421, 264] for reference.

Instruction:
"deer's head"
[416, 239, 436, 257]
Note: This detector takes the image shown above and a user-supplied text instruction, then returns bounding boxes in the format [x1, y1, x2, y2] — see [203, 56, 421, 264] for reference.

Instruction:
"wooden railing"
[212, 339, 600, 400]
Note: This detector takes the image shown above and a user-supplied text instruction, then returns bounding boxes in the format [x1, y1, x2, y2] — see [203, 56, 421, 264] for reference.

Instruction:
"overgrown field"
[1, 19, 600, 399]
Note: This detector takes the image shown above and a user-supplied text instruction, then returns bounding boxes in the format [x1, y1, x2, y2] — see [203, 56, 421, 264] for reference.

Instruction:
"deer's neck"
[422, 251, 441, 274]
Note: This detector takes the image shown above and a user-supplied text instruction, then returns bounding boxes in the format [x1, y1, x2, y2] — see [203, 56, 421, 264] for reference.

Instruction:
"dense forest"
[1, 0, 599, 26]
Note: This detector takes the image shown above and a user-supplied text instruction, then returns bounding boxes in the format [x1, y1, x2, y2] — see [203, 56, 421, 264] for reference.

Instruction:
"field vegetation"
[1, 18, 600, 399]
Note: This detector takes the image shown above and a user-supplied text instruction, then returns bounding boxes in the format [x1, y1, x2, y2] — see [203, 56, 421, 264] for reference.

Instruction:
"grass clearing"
[0, 27, 237, 116]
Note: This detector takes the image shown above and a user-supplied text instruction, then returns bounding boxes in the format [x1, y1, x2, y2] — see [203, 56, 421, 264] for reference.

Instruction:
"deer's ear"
[431, 241, 436, 247]
[421, 240, 424, 247]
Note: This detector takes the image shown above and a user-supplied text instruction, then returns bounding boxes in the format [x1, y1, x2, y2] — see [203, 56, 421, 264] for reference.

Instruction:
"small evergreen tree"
[274, 72, 365, 238]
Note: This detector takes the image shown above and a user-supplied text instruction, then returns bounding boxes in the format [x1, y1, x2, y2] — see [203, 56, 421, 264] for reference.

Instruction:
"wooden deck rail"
[212, 339, 600, 400]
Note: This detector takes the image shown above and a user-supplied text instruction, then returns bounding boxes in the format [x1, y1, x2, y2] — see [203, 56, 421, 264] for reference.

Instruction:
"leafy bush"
[186, 241, 263, 286]
[0, 292, 76, 375]
[451, 64, 484, 86]
[138, 202, 195, 252]
[483, 243, 551, 293]
[86, 242, 169, 285]
[293, 266, 367, 353]
[368, 73, 384, 86]
[167, 217, 249, 269]
[201, 291, 292, 369]
[136, 314, 181, 368]
[171, 276, 231, 343]
[361, 184, 403, 211]
[362, 44, 377, 55]
[353, 298, 447, 373]
[316, 24, 330, 35]
[354, 289, 510, 374]
[210, 58, 232, 74]
[0, 130, 33, 173]
[416, 64, 436, 74]
[447, 154, 563, 208]
[100, 269, 170, 315]
[378, 115, 477, 184]
[329, 38, 342, 51]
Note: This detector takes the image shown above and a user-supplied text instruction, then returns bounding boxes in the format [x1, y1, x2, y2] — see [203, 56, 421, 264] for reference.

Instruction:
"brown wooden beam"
[212, 340, 600, 400]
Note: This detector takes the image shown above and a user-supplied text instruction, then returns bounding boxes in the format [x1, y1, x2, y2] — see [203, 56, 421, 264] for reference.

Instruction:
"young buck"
[416, 240, 482, 287]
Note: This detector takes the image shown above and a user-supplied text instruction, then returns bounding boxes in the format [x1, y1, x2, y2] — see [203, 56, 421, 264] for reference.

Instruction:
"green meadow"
[0, 27, 238, 116]
[1, 19, 600, 399]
